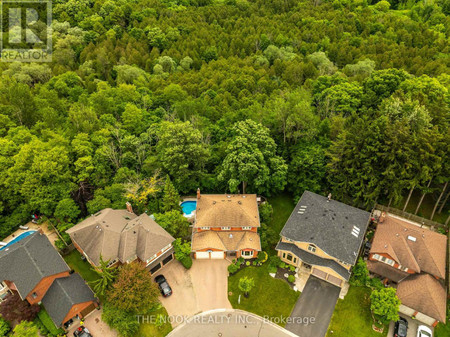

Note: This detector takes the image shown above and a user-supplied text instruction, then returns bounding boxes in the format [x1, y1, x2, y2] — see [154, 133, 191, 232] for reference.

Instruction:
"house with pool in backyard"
[190, 189, 262, 260]
[0, 230, 98, 329]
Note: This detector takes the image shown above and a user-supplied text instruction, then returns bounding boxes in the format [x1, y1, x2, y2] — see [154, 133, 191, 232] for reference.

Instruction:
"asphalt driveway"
[285, 276, 340, 337]
[152, 259, 231, 326]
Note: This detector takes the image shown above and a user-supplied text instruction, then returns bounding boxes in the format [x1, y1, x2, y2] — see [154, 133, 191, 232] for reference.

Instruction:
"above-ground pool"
[0, 230, 37, 251]
[181, 201, 197, 217]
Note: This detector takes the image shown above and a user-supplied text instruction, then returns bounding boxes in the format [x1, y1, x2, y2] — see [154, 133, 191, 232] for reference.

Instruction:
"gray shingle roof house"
[0, 231, 98, 327]
[67, 208, 176, 274]
[276, 191, 371, 287]
[42, 273, 96, 327]
[0, 231, 70, 299]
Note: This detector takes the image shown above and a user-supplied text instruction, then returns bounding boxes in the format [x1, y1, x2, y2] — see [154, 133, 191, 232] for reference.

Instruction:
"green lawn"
[326, 286, 387, 337]
[36, 305, 65, 336]
[435, 321, 450, 337]
[63, 250, 100, 284]
[228, 264, 300, 327]
[266, 193, 296, 255]
[136, 307, 172, 337]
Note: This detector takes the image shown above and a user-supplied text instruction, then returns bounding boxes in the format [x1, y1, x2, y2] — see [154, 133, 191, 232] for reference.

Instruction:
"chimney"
[379, 212, 386, 223]
[197, 188, 201, 200]
[327, 193, 332, 202]
[126, 202, 133, 214]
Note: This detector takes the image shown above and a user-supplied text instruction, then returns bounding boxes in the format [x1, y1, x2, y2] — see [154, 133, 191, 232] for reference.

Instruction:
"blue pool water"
[0, 230, 37, 251]
[181, 201, 197, 216]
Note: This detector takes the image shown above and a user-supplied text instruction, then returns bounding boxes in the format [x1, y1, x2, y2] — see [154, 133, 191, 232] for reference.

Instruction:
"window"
[308, 245, 316, 253]
[242, 226, 252, 230]
[201, 227, 210, 230]
[221, 227, 231, 230]
[287, 254, 293, 261]
[293, 257, 297, 264]
[31, 292, 38, 299]
[0, 282, 4, 291]
[373, 254, 395, 266]
[282, 253, 286, 259]
[242, 251, 253, 257]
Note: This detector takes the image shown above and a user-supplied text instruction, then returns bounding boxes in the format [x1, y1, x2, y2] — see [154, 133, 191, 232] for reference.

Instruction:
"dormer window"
[221, 227, 231, 230]
[201, 227, 210, 230]
[242, 226, 252, 230]
[308, 244, 317, 253]
[31, 292, 38, 299]
[0, 282, 4, 291]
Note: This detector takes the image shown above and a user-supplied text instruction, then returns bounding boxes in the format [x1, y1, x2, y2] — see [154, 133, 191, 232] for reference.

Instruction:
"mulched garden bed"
[274, 266, 296, 289]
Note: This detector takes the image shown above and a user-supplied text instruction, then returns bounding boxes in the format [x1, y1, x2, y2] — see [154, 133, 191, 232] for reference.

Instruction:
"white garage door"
[210, 251, 225, 259]
[195, 251, 210, 259]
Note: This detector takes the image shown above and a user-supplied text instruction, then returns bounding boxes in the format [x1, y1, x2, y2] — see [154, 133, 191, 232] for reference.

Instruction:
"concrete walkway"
[167, 309, 299, 337]
[67, 308, 118, 337]
[1, 221, 59, 247]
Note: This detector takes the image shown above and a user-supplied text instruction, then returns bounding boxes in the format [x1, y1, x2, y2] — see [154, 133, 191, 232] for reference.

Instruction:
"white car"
[417, 325, 432, 337]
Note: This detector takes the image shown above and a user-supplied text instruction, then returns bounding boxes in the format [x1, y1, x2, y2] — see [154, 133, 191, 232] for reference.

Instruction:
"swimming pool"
[181, 201, 197, 217]
[0, 230, 37, 251]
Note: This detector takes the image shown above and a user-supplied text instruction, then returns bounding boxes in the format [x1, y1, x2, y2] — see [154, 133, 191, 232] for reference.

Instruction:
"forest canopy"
[0, 0, 448, 237]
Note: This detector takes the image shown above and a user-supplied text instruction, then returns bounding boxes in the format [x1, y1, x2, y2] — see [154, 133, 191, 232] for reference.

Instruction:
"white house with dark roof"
[276, 191, 371, 287]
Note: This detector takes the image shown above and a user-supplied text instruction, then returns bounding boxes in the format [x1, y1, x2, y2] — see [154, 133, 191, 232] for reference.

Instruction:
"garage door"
[150, 263, 161, 274]
[210, 251, 225, 259]
[327, 274, 342, 287]
[80, 303, 96, 318]
[162, 254, 173, 265]
[312, 268, 328, 280]
[195, 251, 210, 259]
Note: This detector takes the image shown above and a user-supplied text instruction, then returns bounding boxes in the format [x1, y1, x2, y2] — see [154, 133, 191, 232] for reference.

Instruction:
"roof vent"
[213, 201, 216, 204]
[238, 201, 242, 205]
[227, 195, 231, 198]
[407, 236, 417, 242]
[242, 196, 246, 198]
[229, 234, 233, 238]
[351, 226, 360, 237]
[396, 233, 399, 237]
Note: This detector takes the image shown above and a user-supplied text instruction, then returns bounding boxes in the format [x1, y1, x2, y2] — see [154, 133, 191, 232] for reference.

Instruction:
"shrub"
[280, 262, 287, 269]
[268, 266, 277, 274]
[180, 256, 193, 269]
[289, 265, 295, 272]
[268, 256, 281, 268]
[256, 251, 268, 264]
[237, 257, 244, 265]
[228, 263, 239, 274]
[350, 258, 370, 286]
[374, 0, 390, 11]
[252, 261, 257, 266]
[245, 261, 250, 266]
[0, 316, 10, 337]
[259, 202, 273, 223]
[288, 275, 295, 283]
[369, 277, 384, 290]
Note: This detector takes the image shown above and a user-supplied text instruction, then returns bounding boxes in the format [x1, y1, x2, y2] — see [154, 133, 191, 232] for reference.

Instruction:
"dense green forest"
[0, 0, 448, 238]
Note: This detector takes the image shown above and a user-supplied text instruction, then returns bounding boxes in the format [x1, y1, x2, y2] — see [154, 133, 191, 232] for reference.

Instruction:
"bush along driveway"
[228, 263, 300, 327]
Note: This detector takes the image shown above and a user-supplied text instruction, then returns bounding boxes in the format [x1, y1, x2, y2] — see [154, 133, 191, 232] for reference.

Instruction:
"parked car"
[393, 317, 408, 337]
[417, 325, 432, 337]
[73, 326, 92, 337]
[155, 275, 172, 297]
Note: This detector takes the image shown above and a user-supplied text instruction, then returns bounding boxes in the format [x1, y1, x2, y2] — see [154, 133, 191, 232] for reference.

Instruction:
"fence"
[374, 204, 448, 230]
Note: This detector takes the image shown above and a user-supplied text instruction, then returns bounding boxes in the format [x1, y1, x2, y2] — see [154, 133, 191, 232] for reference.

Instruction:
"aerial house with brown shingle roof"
[368, 214, 447, 327]
[191, 189, 261, 259]
[67, 203, 175, 275]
